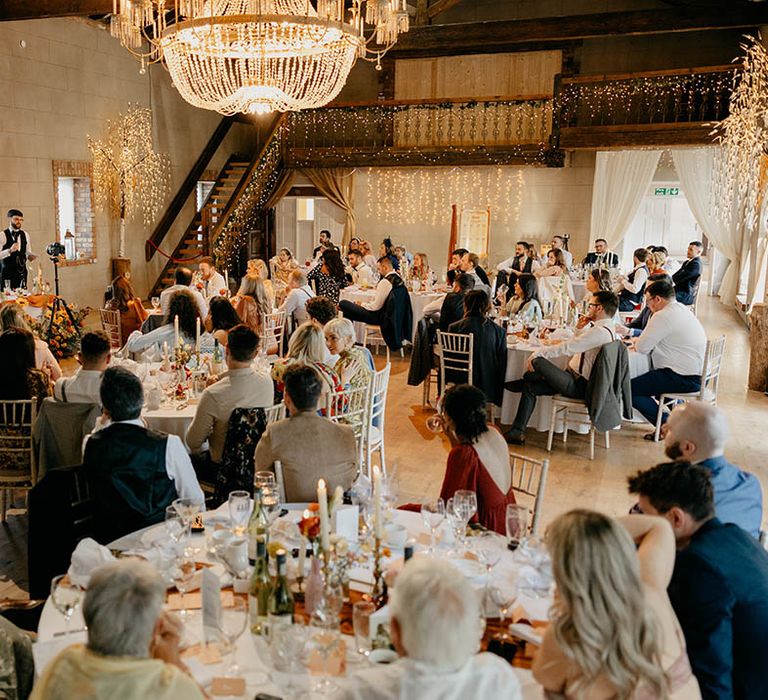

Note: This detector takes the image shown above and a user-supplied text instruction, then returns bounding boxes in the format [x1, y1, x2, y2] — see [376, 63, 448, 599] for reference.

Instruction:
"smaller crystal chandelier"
[110, 1, 410, 115]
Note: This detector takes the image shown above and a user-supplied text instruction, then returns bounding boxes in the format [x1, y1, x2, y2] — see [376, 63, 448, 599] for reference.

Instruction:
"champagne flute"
[228, 490, 250, 536]
[420, 498, 445, 554]
[217, 597, 248, 676]
[50, 575, 83, 636]
[505, 504, 530, 551]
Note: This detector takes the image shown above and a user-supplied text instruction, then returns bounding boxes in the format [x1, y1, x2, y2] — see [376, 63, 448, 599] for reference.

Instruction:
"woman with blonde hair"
[234, 273, 272, 335]
[648, 251, 668, 275]
[0, 304, 62, 380]
[272, 321, 341, 400]
[324, 317, 373, 390]
[246, 258, 275, 305]
[359, 240, 377, 270]
[533, 510, 700, 700]
[411, 252, 436, 288]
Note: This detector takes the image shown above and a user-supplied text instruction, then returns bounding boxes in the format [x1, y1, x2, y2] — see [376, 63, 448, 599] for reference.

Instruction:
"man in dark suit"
[672, 240, 703, 305]
[629, 461, 768, 700]
[0, 209, 37, 289]
[582, 238, 619, 268]
[438, 272, 475, 332]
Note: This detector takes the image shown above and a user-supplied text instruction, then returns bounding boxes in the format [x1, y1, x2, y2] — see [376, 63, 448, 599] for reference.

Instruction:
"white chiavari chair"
[0, 400, 37, 521]
[509, 453, 550, 536]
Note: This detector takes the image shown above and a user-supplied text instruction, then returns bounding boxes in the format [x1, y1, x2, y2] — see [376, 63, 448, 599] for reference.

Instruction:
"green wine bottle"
[247, 488, 270, 563]
[248, 538, 271, 635]
[268, 548, 294, 619]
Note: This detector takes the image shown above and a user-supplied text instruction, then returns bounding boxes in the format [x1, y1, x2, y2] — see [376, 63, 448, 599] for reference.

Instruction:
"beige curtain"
[264, 169, 295, 210]
[301, 168, 356, 246]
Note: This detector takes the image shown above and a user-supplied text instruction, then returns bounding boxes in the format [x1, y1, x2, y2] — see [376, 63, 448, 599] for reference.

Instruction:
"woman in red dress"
[438, 384, 516, 535]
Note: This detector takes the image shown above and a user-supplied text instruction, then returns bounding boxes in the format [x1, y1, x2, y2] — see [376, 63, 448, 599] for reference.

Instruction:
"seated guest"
[586, 267, 612, 294]
[628, 461, 768, 699]
[503, 291, 620, 445]
[197, 255, 227, 298]
[653, 245, 681, 275]
[308, 248, 347, 305]
[551, 235, 573, 268]
[496, 241, 539, 294]
[104, 274, 148, 340]
[459, 252, 492, 298]
[446, 247, 468, 285]
[324, 317, 374, 390]
[0, 303, 62, 380]
[582, 237, 619, 268]
[186, 324, 273, 470]
[271, 321, 342, 399]
[0, 616, 33, 700]
[306, 295, 338, 329]
[663, 401, 762, 538]
[270, 247, 299, 288]
[339, 256, 403, 326]
[534, 248, 567, 279]
[359, 240, 377, 270]
[630, 280, 706, 434]
[246, 258, 275, 306]
[54, 330, 111, 405]
[505, 274, 543, 324]
[438, 385, 516, 535]
[233, 273, 272, 337]
[312, 229, 336, 259]
[394, 245, 413, 268]
[203, 295, 242, 346]
[159, 267, 207, 318]
[533, 510, 699, 699]
[126, 289, 211, 355]
[423, 272, 474, 332]
[83, 367, 204, 543]
[255, 365, 357, 502]
[616, 272, 671, 337]
[618, 248, 650, 311]
[339, 557, 522, 700]
[673, 241, 703, 306]
[378, 237, 400, 271]
[648, 250, 669, 276]
[346, 249, 375, 287]
[0, 327, 51, 407]
[448, 290, 506, 407]
[410, 252, 436, 288]
[31, 559, 204, 700]
[277, 269, 315, 327]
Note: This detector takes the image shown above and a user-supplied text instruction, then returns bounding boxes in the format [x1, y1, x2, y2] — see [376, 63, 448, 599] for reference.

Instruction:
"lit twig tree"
[88, 105, 171, 259]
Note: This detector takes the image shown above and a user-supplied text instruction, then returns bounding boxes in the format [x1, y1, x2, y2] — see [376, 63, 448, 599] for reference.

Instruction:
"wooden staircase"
[148, 155, 250, 298]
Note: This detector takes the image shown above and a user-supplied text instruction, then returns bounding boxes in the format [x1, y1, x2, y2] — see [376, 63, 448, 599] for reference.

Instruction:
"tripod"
[45, 256, 80, 343]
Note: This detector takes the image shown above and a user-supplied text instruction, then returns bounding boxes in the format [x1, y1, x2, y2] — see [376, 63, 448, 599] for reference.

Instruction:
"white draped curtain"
[671, 148, 747, 307]
[589, 150, 662, 251]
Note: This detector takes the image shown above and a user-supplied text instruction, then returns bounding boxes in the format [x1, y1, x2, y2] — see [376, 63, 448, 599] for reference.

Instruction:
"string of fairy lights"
[364, 166, 525, 227]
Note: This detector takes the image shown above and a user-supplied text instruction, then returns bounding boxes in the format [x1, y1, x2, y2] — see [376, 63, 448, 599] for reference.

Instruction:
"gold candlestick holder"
[372, 536, 385, 607]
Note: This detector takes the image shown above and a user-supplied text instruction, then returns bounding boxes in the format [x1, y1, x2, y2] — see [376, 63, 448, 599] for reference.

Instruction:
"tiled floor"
[1, 295, 765, 601]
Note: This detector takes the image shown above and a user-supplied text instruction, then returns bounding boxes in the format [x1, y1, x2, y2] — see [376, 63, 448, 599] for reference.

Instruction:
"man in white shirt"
[277, 269, 315, 327]
[54, 330, 111, 405]
[504, 290, 620, 445]
[198, 256, 227, 298]
[83, 367, 204, 543]
[338, 557, 523, 700]
[630, 278, 707, 437]
[346, 249, 375, 287]
[618, 248, 650, 311]
[551, 235, 573, 269]
[0, 208, 37, 289]
[459, 252, 492, 299]
[186, 324, 273, 467]
[339, 256, 400, 325]
[160, 267, 207, 318]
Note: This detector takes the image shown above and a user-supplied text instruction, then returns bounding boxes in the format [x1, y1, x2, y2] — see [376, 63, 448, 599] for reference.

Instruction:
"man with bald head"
[664, 401, 762, 538]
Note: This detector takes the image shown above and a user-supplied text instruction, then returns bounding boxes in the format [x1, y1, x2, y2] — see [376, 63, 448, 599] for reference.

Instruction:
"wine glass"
[473, 531, 503, 577]
[172, 558, 195, 617]
[307, 621, 342, 695]
[151, 296, 160, 311]
[426, 414, 444, 433]
[164, 505, 186, 545]
[420, 498, 445, 554]
[217, 597, 248, 676]
[488, 574, 518, 641]
[173, 497, 203, 554]
[50, 575, 83, 636]
[269, 614, 306, 689]
[454, 490, 477, 524]
[228, 490, 250, 536]
[445, 498, 467, 553]
[505, 504, 530, 551]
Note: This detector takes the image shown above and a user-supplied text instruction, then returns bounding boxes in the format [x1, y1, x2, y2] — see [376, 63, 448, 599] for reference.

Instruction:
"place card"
[211, 677, 246, 696]
[332, 504, 359, 541]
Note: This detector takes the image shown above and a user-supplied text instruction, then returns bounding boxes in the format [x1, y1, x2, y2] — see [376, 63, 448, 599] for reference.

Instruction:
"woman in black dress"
[307, 248, 347, 306]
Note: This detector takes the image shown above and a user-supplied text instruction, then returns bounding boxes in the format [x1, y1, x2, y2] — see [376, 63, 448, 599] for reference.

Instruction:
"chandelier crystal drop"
[109, 0, 410, 115]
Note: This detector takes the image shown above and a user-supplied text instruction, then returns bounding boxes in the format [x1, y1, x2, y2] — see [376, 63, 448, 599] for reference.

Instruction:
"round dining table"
[34, 503, 548, 699]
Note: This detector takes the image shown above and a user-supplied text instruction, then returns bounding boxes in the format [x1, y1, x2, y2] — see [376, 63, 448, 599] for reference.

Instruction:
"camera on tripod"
[46, 241, 66, 262]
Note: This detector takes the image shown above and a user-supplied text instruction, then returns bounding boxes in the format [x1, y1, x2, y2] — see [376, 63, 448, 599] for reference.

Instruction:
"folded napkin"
[68, 538, 116, 588]
[548, 328, 574, 341]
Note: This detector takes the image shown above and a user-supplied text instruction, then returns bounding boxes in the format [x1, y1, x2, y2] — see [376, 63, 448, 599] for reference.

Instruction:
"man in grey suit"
[255, 364, 357, 501]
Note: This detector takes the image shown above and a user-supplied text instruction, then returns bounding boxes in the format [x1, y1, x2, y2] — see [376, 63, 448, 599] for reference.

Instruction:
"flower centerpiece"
[30, 304, 90, 358]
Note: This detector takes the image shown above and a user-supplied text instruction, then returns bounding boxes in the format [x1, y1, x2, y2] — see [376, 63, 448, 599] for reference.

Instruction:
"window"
[297, 198, 315, 221]
[52, 161, 96, 265]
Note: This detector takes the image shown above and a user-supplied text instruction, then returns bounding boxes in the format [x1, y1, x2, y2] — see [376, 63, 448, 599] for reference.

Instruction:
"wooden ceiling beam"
[0, 1, 112, 21]
[391, 7, 768, 57]
[427, 0, 464, 20]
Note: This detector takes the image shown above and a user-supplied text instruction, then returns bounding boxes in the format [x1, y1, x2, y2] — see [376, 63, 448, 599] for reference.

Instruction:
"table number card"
[202, 568, 222, 640]
[211, 677, 246, 696]
[332, 504, 359, 541]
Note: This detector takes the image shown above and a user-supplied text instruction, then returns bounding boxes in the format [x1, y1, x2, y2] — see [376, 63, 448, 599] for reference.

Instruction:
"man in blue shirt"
[629, 461, 768, 700]
[663, 401, 762, 538]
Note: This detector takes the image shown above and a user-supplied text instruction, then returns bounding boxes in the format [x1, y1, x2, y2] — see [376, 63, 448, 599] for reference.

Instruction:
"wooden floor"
[1, 295, 766, 601]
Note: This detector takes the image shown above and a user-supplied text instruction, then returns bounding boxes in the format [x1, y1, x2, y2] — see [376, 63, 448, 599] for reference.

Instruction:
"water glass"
[151, 296, 160, 310]
[172, 558, 196, 617]
[426, 414, 444, 433]
[488, 574, 518, 640]
[164, 505, 186, 545]
[217, 596, 248, 675]
[473, 531, 502, 575]
[421, 498, 445, 554]
[50, 575, 83, 635]
[505, 504, 530, 551]
[352, 601, 375, 657]
[228, 490, 250, 536]
[453, 490, 477, 523]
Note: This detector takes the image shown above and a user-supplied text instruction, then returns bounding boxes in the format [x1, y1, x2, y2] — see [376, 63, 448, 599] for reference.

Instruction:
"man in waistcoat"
[0, 209, 37, 289]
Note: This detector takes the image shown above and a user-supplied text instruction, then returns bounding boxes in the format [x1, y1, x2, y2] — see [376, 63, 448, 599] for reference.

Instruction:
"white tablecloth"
[143, 402, 198, 439]
[35, 505, 545, 699]
[500, 340, 651, 430]
[340, 286, 444, 341]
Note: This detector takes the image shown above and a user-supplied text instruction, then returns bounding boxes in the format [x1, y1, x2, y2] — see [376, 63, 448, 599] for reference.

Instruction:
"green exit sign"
[654, 187, 680, 196]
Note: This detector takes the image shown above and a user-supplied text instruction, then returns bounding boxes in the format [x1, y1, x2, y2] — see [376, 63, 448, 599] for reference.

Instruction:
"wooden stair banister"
[145, 116, 234, 262]
[209, 113, 287, 249]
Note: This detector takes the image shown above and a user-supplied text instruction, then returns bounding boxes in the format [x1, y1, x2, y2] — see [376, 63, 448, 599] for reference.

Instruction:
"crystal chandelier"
[109, 1, 410, 115]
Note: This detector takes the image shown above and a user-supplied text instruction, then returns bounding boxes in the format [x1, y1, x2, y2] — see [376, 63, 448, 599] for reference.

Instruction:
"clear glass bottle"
[247, 488, 269, 563]
[248, 538, 271, 635]
[268, 548, 294, 619]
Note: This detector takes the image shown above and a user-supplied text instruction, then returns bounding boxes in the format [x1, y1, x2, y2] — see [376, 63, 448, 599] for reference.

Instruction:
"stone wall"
[0, 17, 255, 308]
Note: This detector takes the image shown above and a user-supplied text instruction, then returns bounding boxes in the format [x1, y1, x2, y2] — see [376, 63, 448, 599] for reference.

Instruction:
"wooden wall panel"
[395, 50, 562, 100]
